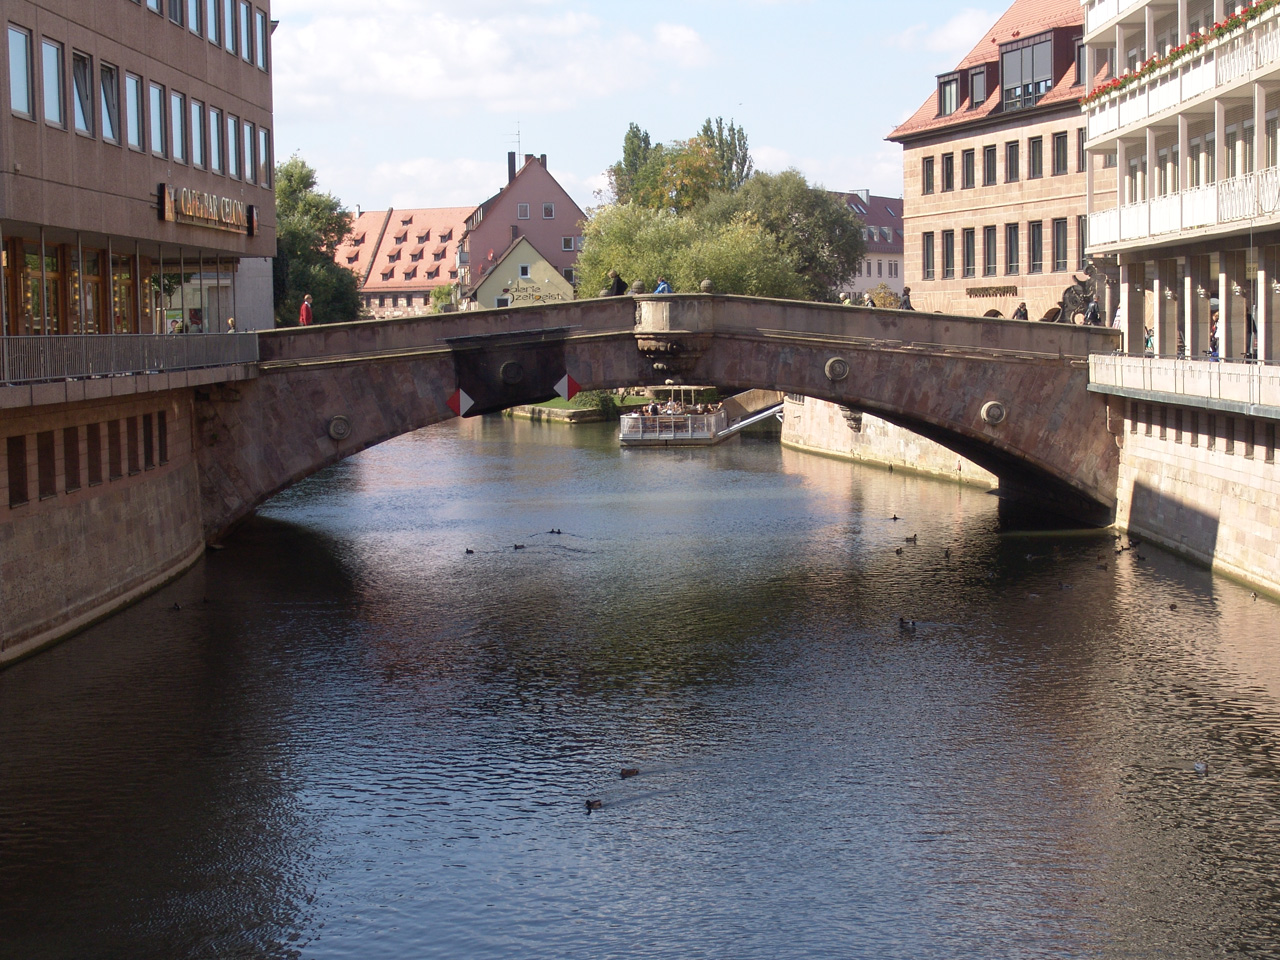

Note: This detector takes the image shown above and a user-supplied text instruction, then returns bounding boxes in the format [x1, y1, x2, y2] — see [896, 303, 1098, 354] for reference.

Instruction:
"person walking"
[654, 277, 672, 294]
[1082, 296, 1101, 326]
[299, 294, 314, 326]
[899, 287, 913, 311]
[606, 270, 628, 297]
[1012, 302, 1029, 321]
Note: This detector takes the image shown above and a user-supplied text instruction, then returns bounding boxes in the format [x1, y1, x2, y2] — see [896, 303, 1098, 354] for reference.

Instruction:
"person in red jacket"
[299, 294, 314, 326]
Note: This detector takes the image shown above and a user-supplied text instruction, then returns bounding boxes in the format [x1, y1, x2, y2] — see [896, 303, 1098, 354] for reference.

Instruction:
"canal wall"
[1, 388, 208, 666]
[1112, 398, 1280, 598]
[780, 396, 997, 488]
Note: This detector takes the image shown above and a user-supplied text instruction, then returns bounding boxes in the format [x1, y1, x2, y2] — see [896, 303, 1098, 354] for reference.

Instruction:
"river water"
[3, 417, 1280, 959]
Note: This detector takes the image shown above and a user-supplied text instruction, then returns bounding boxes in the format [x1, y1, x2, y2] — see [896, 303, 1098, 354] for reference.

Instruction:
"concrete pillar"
[1261, 245, 1277, 361]
[1221, 250, 1248, 358]
[1215, 99, 1227, 183]
[1183, 254, 1207, 357]
[1145, 4, 1157, 56]
[1120, 261, 1147, 355]
[1214, 0, 1225, 22]
[1147, 127, 1159, 197]
[1256, 84, 1267, 173]
[1154, 260, 1178, 356]
[1118, 139, 1129, 204]
[1179, 113, 1190, 193]
[1178, 0, 1188, 44]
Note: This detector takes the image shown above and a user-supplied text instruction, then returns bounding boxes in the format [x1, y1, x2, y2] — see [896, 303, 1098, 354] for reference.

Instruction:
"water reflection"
[2, 417, 1279, 959]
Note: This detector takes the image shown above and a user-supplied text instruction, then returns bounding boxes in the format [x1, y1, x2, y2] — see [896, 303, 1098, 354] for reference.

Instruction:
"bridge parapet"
[636, 295, 1121, 359]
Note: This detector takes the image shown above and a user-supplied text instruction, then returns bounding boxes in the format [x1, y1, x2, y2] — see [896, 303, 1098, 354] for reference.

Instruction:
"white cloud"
[889, 8, 998, 60]
[753, 144, 904, 199]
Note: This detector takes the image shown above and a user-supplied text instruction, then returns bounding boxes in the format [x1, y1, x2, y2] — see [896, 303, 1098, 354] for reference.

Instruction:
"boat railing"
[620, 410, 727, 441]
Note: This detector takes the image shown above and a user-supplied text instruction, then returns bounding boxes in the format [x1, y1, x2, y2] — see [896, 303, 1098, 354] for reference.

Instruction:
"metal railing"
[1090, 353, 1280, 411]
[1, 333, 259, 386]
[619, 410, 728, 441]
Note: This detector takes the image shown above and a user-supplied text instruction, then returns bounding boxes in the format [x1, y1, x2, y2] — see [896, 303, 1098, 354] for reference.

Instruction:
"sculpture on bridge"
[1056, 260, 1101, 324]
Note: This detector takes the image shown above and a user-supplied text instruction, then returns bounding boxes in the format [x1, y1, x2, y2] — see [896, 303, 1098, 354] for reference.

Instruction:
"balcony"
[1084, 0, 1146, 37]
[1090, 354, 1280, 417]
[1085, 8, 1280, 142]
[1088, 166, 1280, 248]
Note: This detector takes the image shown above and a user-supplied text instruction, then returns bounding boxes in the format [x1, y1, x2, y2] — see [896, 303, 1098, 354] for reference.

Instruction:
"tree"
[628, 139, 722, 215]
[606, 123, 652, 205]
[697, 170, 865, 301]
[575, 203, 805, 300]
[698, 117, 752, 191]
[273, 155, 362, 326]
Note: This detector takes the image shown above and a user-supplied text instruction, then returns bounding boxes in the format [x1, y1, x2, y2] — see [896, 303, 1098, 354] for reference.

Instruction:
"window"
[207, 0, 221, 44]
[962, 228, 975, 278]
[543, 203, 555, 219]
[243, 119, 254, 179]
[191, 100, 204, 166]
[1006, 223, 1019, 274]
[1006, 141, 1019, 181]
[562, 237, 575, 251]
[564, 268, 576, 283]
[1029, 220, 1043, 273]
[922, 156, 934, 194]
[1052, 218, 1068, 271]
[962, 149, 975, 189]
[983, 225, 997, 276]
[255, 9, 268, 69]
[71, 51, 92, 133]
[922, 232, 935, 280]
[1077, 127, 1087, 173]
[9, 26, 32, 116]
[983, 145, 996, 186]
[169, 0, 184, 26]
[517, 202, 530, 219]
[7, 435, 28, 507]
[1002, 37, 1052, 110]
[148, 82, 165, 155]
[209, 106, 222, 172]
[877, 260, 883, 277]
[519, 264, 531, 279]
[239, 1, 252, 62]
[495, 296, 511, 308]
[258, 126, 270, 185]
[147, 0, 161, 11]
[970, 67, 987, 107]
[938, 76, 958, 116]
[170, 90, 186, 162]
[125, 74, 143, 149]
[942, 230, 955, 279]
[63, 427, 81, 493]
[225, 0, 236, 54]
[188, 0, 201, 34]
[1075, 40, 1086, 86]
[42, 39, 64, 127]
[1077, 216, 1087, 269]
[941, 153, 954, 191]
[226, 113, 239, 177]
[1053, 131, 1068, 175]
[1029, 137, 1043, 178]
[100, 63, 119, 142]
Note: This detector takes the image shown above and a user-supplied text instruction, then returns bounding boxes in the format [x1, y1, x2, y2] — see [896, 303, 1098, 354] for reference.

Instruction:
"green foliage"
[576, 203, 805, 300]
[571, 389, 620, 419]
[697, 170, 865, 301]
[865, 282, 900, 309]
[273, 155, 362, 326]
[430, 283, 456, 312]
[698, 117, 752, 191]
[607, 124, 653, 205]
[630, 139, 721, 214]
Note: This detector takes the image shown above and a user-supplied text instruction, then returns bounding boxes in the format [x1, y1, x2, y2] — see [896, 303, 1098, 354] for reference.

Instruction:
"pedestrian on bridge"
[900, 287, 913, 311]
[606, 270, 628, 297]
[299, 294, 314, 326]
[654, 277, 672, 294]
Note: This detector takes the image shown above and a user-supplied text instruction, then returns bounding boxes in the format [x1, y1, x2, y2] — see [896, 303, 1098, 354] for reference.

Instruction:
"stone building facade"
[890, 0, 1118, 321]
[1, 0, 276, 336]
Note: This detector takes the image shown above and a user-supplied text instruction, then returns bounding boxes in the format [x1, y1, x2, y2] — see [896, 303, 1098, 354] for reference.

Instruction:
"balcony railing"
[0, 333, 259, 386]
[1090, 354, 1280, 412]
[1086, 13, 1280, 141]
[1088, 165, 1280, 246]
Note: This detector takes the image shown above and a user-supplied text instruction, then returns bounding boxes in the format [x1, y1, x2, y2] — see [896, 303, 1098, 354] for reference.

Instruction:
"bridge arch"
[195, 295, 1121, 539]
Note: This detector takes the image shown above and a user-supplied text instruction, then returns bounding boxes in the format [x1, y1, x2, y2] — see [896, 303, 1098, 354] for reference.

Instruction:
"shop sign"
[965, 285, 1018, 298]
[158, 183, 257, 236]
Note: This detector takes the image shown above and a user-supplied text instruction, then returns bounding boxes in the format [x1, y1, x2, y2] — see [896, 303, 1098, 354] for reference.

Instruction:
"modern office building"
[1081, 0, 1280, 360]
[1, 0, 276, 336]
[890, 0, 1117, 320]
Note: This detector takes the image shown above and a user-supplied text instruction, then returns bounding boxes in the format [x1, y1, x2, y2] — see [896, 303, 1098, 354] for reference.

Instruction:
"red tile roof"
[889, 0, 1083, 142]
[334, 206, 474, 294]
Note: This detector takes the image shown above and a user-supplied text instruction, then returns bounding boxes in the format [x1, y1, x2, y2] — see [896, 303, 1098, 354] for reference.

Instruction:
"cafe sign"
[158, 183, 257, 236]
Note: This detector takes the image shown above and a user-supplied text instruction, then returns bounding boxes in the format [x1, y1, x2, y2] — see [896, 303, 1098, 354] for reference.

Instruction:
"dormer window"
[387, 249, 401, 262]
[416, 233, 428, 244]
[440, 229, 451, 242]
[1002, 35, 1053, 110]
[969, 67, 987, 108]
[346, 254, 358, 264]
[401, 215, 413, 226]
[394, 231, 407, 244]
[938, 75, 959, 116]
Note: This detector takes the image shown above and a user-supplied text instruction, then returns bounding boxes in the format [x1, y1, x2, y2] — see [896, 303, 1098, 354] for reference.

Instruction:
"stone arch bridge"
[197, 295, 1122, 538]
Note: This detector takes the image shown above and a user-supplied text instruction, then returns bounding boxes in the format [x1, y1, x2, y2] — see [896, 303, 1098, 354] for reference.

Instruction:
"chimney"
[539, 154, 547, 168]
[525, 154, 534, 167]
[508, 151, 517, 183]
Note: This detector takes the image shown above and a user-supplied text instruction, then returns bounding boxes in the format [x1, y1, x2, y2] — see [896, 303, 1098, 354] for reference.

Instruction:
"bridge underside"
[196, 296, 1121, 539]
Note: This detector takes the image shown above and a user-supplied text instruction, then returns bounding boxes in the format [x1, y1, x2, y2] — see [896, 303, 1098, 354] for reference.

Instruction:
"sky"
[270, 0, 1003, 214]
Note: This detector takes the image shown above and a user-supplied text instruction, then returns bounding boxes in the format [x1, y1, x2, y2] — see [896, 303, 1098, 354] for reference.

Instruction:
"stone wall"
[1, 391, 205, 666]
[1114, 399, 1280, 597]
[780, 396, 997, 487]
